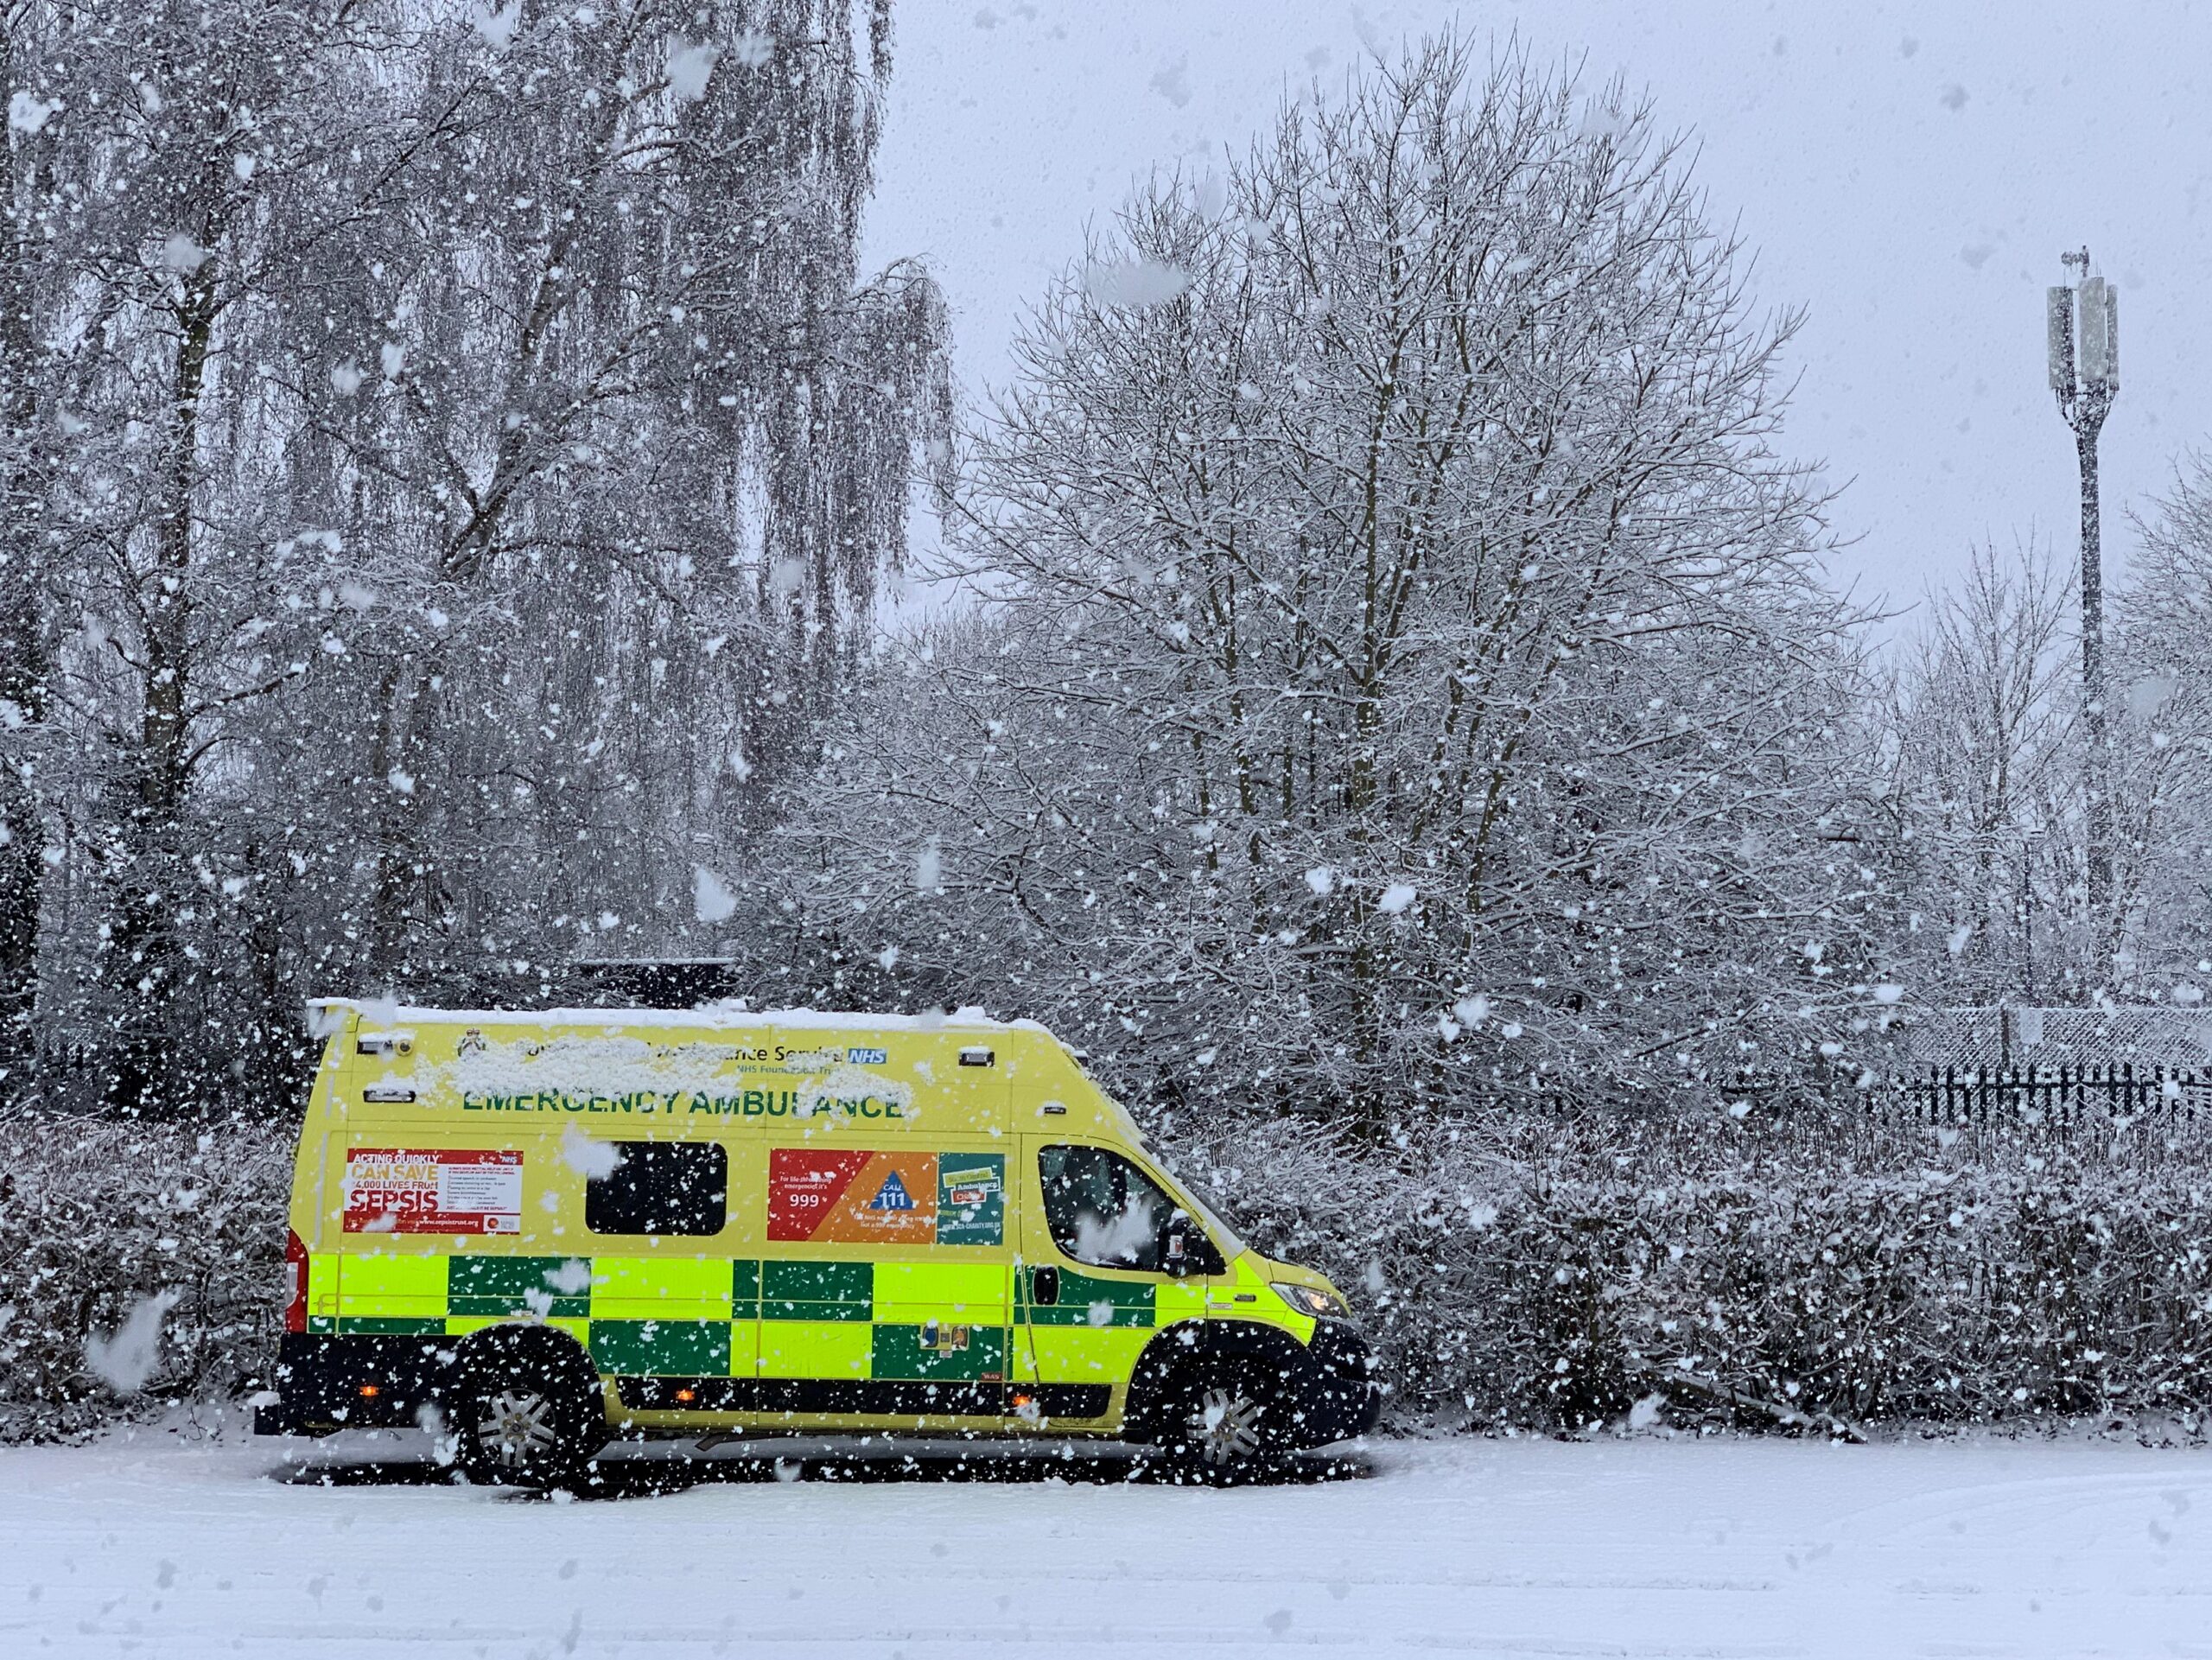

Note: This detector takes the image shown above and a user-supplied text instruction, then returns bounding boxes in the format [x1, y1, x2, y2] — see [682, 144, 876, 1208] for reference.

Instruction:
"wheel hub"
[1188, 1385, 1264, 1465]
[477, 1389, 560, 1468]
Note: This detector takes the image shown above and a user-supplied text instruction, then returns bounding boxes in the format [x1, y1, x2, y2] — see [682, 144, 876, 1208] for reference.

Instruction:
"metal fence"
[1898, 1064, 2211, 1127]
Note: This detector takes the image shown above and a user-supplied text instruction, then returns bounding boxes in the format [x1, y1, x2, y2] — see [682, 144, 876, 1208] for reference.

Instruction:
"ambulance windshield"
[1067, 1046, 1247, 1258]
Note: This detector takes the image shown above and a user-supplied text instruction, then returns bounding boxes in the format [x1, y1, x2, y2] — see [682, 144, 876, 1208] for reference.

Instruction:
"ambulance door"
[575, 1134, 747, 1390]
[1016, 1141, 1218, 1421]
[861, 1140, 1015, 1410]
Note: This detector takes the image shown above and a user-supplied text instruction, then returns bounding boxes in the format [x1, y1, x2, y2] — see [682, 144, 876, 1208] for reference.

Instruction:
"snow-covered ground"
[3, 1421, 2209, 1658]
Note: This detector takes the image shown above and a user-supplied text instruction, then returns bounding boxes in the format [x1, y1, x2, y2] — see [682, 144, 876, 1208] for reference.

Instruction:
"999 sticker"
[344, 1148, 523, 1234]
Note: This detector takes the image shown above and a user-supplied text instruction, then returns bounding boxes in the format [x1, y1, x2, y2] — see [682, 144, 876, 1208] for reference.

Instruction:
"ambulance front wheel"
[1154, 1357, 1287, 1480]
[451, 1326, 606, 1489]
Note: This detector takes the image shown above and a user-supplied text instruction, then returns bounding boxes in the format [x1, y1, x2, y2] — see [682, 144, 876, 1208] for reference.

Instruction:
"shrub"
[0, 1120, 290, 1442]
[1164, 1110, 2212, 1434]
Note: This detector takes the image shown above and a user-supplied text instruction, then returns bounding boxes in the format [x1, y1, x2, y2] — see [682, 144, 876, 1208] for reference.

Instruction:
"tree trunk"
[105, 258, 218, 1115]
[0, 15, 48, 1102]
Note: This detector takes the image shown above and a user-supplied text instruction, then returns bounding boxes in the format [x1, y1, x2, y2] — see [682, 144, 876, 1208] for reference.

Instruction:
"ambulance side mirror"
[1160, 1213, 1207, 1278]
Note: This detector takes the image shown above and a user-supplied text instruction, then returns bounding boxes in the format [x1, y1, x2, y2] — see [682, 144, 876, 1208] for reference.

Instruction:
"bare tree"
[1883, 541, 2077, 1002]
[21, 2, 465, 1110]
[777, 40, 1886, 1128]
[2102, 457, 2212, 997]
[0, 1, 66, 1099]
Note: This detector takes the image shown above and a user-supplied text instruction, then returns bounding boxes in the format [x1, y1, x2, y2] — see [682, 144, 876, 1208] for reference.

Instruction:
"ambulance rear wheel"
[452, 1327, 604, 1489]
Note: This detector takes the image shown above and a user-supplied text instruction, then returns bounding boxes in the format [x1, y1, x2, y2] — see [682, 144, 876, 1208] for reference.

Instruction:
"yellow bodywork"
[288, 1002, 1337, 1439]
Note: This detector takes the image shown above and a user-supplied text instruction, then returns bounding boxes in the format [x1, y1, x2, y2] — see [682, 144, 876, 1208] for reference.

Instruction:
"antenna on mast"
[2046, 247, 2121, 981]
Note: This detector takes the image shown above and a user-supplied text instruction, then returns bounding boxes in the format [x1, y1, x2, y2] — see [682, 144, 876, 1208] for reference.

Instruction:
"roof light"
[356, 1031, 414, 1057]
[957, 1046, 995, 1067]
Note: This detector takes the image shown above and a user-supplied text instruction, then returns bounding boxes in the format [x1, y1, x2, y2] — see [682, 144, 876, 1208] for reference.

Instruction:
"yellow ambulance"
[257, 1000, 1379, 1483]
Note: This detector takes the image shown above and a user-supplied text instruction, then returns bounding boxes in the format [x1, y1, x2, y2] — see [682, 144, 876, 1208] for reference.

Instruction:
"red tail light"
[283, 1229, 309, 1333]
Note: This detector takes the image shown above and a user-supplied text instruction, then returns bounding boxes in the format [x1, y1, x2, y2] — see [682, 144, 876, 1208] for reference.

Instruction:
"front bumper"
[1283, 1320, 1382, 1447]
[254, 1332, 448, 1436]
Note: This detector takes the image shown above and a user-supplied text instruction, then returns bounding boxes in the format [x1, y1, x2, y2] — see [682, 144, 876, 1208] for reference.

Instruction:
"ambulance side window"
[585, 1142, 728, 1236]
[1039, 1144, 1174, 1272]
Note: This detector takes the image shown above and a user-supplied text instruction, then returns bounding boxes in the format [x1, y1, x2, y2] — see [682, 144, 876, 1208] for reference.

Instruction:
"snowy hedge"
[1169, 1113, 2212, 1436]
[0, 1121, 289, 1442]
[6, 1111, 2209, 1443]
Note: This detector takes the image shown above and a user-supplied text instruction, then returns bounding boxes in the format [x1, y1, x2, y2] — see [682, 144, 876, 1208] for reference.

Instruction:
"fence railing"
[1897, 1064, 2210, 1127]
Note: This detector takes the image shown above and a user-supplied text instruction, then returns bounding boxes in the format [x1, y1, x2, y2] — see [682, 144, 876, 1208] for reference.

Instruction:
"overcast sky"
[863, 0, 2212, 619]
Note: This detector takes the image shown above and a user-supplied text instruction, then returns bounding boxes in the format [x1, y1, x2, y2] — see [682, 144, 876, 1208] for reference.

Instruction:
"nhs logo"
[846, 1046, 888, 1065]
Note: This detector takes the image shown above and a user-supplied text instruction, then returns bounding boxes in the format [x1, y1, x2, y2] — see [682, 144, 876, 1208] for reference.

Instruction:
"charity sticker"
[936, 1155, 1006, 1246]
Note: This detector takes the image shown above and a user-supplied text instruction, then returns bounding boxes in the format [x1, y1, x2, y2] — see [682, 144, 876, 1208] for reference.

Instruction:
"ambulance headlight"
[1273, 1282, 1343, 1319]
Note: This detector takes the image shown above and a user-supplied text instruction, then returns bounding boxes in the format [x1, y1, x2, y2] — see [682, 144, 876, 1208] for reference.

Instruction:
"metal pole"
[2049, 251, 2119, 974]
[2079, 416, 2113, 922]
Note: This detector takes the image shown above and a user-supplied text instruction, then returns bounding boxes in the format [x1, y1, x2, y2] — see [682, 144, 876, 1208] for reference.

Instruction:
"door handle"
[1031, 1266, 1059, 1307]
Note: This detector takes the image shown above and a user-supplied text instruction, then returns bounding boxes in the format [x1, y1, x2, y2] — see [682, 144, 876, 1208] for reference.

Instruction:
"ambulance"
[257, 1000, 1380, 1483]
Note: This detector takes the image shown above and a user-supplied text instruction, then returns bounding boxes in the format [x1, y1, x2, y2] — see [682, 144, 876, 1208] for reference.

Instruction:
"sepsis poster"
[344, 1148, 523, 1234]
[769, 1149, 1004, 1245]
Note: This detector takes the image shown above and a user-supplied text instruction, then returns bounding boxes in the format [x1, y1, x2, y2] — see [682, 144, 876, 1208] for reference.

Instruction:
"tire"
[451, 1326, 605, 1489]
[1153, 1357, 1286, 1482]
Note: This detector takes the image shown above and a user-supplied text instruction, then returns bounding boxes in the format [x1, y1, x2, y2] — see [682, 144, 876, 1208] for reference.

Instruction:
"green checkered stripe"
[325, 1256, 1022, 1381]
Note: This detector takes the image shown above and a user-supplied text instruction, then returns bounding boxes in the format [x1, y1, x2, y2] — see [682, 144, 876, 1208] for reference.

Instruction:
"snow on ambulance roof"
[308, 997, 1041, 1037]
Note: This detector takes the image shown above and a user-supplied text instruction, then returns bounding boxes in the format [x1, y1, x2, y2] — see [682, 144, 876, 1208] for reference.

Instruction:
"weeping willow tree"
[276, 0, 952, 992]
[13, 1, 949, 1114]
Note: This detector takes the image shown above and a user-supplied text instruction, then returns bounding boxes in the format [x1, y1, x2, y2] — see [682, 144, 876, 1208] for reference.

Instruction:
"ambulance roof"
[310, 998, 1048, 1036]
